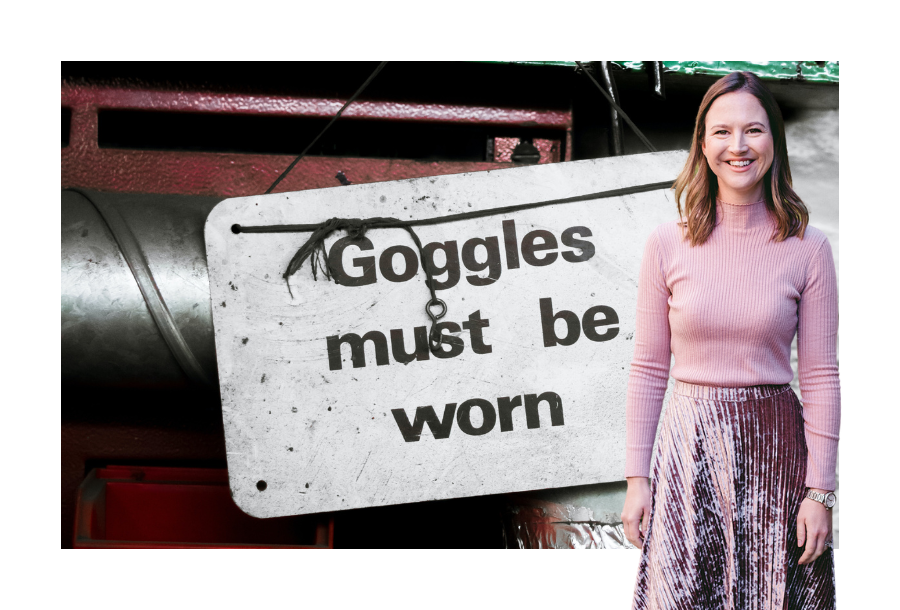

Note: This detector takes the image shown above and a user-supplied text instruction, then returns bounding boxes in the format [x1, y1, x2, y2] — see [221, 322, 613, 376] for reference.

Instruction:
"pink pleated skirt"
[632, 382, 836, 610]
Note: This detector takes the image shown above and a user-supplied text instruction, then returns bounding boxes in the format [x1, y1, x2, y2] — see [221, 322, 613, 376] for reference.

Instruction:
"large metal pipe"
[62, 189, 222, 389]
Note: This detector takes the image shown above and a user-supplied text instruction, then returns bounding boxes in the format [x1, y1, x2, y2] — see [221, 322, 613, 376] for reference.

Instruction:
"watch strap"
[806, 489, 836, 509]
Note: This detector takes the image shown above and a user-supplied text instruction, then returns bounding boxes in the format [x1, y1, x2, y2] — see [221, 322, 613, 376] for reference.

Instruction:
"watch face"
[825, 493, 836, 508]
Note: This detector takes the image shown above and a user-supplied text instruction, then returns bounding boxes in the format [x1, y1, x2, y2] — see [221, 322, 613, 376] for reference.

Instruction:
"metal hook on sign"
[426, 297, 447, 321]
[426, 298, 447, 351]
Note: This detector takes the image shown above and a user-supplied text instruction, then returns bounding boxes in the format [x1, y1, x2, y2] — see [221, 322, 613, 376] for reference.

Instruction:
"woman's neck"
[715, 183, 764, 205]
[715, 198, 771, 231]
[716, 196, 765, 207]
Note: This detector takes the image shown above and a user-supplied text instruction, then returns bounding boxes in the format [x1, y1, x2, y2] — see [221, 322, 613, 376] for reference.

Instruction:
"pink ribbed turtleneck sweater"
[624, 199, 840, 491]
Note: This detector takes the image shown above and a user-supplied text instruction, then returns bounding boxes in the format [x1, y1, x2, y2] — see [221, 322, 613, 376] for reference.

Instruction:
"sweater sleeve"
[624, 228, 672, 478]
[797, 236, 841, 491]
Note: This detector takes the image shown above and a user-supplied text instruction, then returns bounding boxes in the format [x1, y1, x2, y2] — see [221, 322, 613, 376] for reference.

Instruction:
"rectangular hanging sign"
[205, 151, 685, 518]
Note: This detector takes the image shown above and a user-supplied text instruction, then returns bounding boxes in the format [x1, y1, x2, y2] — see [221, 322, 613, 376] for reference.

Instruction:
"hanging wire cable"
[574, 61, 658, 153]
[264, 61, 389, 194]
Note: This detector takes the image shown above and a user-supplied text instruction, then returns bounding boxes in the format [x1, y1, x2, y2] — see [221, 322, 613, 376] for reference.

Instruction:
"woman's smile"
[726, 159, 754, 169]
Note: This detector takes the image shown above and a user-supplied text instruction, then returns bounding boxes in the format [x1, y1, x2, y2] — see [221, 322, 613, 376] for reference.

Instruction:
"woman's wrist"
[804, 488, 837, 510]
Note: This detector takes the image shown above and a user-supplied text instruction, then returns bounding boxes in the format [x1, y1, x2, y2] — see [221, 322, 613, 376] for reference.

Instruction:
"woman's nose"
[729, 133, 748, 154]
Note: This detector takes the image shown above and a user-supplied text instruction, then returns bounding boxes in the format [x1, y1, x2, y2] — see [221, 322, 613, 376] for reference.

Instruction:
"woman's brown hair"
[673, 71, 809, 246]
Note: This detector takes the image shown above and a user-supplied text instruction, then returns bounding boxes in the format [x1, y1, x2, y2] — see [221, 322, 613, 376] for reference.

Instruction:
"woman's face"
[701, 91, 775, 203]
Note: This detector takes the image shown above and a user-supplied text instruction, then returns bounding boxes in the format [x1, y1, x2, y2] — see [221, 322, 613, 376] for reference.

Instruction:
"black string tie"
[274, 216, 447, 352]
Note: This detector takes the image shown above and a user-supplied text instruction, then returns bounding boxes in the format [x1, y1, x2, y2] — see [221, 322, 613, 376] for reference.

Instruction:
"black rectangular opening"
[62, 107, 71, 147]
[98, 110, 565, 162]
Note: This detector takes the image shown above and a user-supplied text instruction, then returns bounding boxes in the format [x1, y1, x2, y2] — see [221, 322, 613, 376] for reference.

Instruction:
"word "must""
[326, 310, 491, 371]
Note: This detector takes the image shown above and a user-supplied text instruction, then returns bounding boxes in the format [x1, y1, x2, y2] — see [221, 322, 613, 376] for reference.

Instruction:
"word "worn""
[391, 391, 564, 442]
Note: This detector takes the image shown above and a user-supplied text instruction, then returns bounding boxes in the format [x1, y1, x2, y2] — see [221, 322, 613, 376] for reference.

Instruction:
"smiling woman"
[672, 73, 810, 248]
[620, 72, 839, 609]
[702, 94, 774, 201]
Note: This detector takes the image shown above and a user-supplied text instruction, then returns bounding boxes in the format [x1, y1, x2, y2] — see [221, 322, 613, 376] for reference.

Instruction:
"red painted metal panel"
[61, 84, 572, 197]
[62, 85, 572, 128]
[61, 420, 229, 549]
[74, 466, 333, 548]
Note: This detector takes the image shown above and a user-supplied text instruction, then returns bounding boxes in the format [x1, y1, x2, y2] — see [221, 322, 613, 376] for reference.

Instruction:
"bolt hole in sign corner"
[206, 151, 685, 518]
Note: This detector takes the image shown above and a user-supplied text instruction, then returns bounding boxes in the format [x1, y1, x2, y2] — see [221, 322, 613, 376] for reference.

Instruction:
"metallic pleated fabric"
[632, 382, 835, 610]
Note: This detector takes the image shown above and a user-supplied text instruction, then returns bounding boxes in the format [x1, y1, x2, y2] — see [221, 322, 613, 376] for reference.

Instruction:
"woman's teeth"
[728, 160, 753, 167]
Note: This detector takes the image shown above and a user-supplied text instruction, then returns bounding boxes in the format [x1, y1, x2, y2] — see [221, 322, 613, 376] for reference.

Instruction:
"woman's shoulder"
[640, 221, 686, 266]
[778, 225, 836, 281]
[785, 224, 832, 255]
[800, 224, 829, 244]
[648, 220, 687, 247]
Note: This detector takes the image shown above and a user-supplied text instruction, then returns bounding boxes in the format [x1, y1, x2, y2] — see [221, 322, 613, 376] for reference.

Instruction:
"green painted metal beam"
[480, 61, 839, 84]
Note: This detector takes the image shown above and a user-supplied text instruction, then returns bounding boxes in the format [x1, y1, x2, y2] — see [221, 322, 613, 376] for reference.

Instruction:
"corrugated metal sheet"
[483, 61, 840, 83]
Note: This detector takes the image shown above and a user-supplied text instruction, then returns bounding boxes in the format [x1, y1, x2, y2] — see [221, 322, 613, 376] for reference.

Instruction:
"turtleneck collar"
[715, 198, 772, 232]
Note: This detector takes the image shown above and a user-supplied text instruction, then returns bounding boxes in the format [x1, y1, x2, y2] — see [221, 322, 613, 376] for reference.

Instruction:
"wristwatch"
[806, 489, 837, 510]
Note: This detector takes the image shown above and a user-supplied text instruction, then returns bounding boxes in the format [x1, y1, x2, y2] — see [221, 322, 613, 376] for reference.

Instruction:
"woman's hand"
[797, 489, 833, 565]
[622, 477, 652, 548]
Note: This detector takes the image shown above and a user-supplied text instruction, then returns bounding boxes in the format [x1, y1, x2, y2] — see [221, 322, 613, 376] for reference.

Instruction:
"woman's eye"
[714, 130, 727, 136]
[748, 128, 762, 133]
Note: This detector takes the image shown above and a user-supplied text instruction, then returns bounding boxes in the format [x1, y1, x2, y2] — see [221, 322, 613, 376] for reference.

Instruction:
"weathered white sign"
[206, 151, 685, 518]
